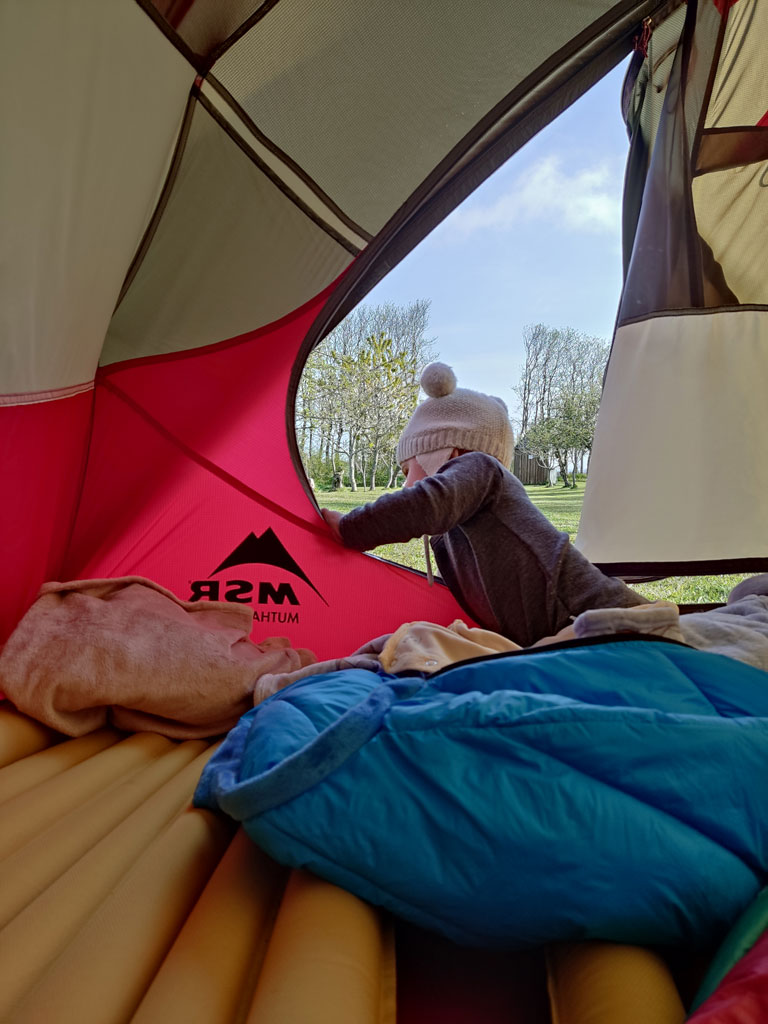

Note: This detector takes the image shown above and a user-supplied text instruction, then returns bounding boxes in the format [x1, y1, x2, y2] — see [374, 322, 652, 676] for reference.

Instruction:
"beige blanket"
[379, 619, 520, 672]
[253, 619, 522, 700]
[250, 603, 697, 700]
[0, 577, 315, 738]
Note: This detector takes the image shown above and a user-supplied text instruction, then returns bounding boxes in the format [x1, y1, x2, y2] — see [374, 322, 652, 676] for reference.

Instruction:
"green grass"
[317, 483, 753, 604]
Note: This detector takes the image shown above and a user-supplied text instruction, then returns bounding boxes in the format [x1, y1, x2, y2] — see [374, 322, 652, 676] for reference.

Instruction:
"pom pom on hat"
[420, 362, 457, 398]
[397, 362, 514, 469]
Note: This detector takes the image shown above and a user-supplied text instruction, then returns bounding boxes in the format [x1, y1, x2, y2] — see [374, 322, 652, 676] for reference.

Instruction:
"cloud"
[447, 155, 622, 236]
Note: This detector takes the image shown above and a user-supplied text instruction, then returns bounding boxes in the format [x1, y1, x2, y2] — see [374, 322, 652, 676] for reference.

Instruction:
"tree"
[515, 325, 608, 487]
[296, 301, 436, 489]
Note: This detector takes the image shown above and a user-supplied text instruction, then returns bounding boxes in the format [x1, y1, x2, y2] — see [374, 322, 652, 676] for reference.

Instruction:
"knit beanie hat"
[397, 362, 515, 470]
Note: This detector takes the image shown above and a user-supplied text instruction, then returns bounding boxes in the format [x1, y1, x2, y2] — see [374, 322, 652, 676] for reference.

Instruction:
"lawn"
[318, 483, 752, 605]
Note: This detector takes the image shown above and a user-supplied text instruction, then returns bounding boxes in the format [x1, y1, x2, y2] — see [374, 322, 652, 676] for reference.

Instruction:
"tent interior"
[1, 0, 767, 1021]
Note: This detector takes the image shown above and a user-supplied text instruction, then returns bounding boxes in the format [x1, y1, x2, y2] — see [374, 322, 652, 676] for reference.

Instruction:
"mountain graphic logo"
[210, 528, 326, 604]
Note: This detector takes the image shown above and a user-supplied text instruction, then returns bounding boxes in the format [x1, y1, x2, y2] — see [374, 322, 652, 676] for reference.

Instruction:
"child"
[322, 362, 648, 648]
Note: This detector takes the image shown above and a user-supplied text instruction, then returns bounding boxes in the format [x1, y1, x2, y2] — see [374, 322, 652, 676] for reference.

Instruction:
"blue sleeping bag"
[195, 636, 768, 949]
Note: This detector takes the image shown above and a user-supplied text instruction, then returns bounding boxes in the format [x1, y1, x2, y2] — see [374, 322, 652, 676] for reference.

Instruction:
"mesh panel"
[630, 6, 687, 155]
[621, 6, 687, 274]
[692, 0, 768, 306]
[705, 0, 767, 129]
[102, 101, 352, 366]
[150, 0, 265, 57]
[619, 1, 723, 320]
[215, 0, 614, 232]
[693, 163, 768, 305]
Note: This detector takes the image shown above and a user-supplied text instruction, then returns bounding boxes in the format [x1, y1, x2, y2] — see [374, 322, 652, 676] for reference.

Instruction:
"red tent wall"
[59, 286, 468, 660]
[1, 392, 93, 642]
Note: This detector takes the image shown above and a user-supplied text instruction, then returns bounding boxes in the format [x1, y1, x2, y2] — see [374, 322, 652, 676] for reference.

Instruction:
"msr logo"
[189, 528, 326, 617]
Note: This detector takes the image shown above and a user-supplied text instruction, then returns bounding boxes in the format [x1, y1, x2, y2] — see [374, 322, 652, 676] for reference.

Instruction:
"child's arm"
[334, 452, 503, 550]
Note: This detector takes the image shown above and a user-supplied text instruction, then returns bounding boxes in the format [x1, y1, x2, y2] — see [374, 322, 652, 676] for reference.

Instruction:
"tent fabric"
[102, 93, 357, 365]
[146, 0, 281, 62]
[60, 287, 472, 659]
[577, 310, 768, 572]
[212, 0, 618, 234]
[2, 0, 679, 646]
[195, 637, 768, 950]
[686, 930, 768, 1023]
[396, 926, 551, 1024]
[690, 887, 768, 1012]
[620, 4, 687, 272]
[578, 0, 768, 574]
[0, 1, 191, 397]
[0, 393, 95, 642]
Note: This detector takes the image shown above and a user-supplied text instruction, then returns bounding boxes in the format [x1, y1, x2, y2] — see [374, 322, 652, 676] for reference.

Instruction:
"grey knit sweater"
[339, 451, 646, 647]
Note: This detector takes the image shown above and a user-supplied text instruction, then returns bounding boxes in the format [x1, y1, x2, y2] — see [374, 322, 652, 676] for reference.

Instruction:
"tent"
[2, 0, 767, 1020]
[3, 0, 709, 657]
[577, 0, 768, 577]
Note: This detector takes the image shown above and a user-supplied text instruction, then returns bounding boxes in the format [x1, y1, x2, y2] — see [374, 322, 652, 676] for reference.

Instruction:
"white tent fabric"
[0, 0, 192, 397]
[578, 309, 768, 566]
[577, 0, 768, 575]
[1, 0, 671, 393]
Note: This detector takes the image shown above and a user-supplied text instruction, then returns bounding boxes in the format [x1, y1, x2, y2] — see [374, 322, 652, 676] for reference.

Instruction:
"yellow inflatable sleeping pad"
[0, 701, 692, 1024]
[0, 702, 395, 1024]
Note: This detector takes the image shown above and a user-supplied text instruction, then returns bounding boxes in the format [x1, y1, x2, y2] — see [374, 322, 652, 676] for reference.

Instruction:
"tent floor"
[396, 924, 550, 1023]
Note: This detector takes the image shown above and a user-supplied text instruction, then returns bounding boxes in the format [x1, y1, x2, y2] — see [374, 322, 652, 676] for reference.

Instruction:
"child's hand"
[321, 508, 344, 544]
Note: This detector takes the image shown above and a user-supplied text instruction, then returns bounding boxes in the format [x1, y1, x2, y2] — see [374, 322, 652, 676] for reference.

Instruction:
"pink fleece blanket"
[0, 577, 316, 738]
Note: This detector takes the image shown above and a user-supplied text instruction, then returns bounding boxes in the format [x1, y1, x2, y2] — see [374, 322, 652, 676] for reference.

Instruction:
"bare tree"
[515, 325, 608, 487]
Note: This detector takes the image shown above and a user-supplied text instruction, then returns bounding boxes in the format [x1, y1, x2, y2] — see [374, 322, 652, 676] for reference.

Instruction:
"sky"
[365, 60, 631, 423]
